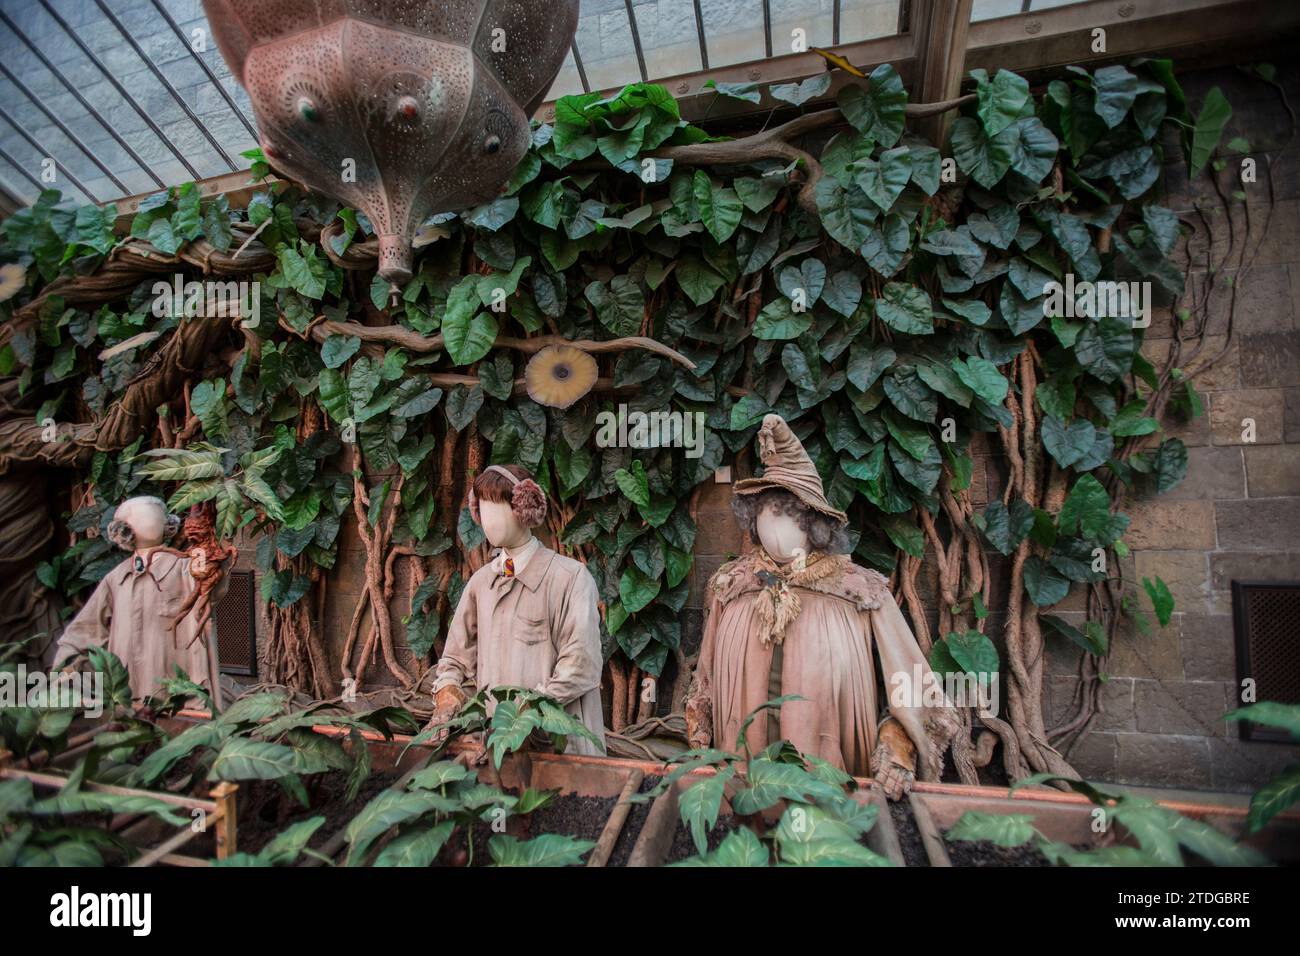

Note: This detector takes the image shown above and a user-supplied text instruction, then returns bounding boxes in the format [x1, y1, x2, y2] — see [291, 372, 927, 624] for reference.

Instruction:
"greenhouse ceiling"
[0, 0, 1274, 211]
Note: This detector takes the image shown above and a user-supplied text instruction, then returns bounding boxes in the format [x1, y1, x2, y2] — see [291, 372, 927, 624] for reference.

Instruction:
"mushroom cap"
[524, 345, 599, 409]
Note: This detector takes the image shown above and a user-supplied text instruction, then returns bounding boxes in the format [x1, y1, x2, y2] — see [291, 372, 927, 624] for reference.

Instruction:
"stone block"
[1159, 445, 1244, 501]
[1285, 387, 1300, 442]
[1133, 550, 1211, 614]
[1211, 550, 1300, 588]
[1240, 330, 1300, 387]
[1049, 675, 1136, 732]
[1178, 614, 1239, 682]
[1209, 389, 1284, 445]
[1133, 679, 1235, 737]
[1066, 731, 1118, 780]
[1108, 610, 1185, 680]
[1244, 444, 1300, 497]
[1209, 738, 1300, 792]
[1215, 498, 1300, 550]
[1124, 499, 1216, 551]
[1115, 733, 1213, 789]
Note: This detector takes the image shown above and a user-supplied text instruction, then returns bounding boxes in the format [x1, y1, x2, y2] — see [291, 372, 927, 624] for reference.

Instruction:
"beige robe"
[53, 550, 216, 702]
[694, 549, 951, 778]
[433, 544, 606, 755]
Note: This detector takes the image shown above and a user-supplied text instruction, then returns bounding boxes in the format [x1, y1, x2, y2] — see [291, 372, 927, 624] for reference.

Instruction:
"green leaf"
[837, 65, 908, 147]
[1041, 415, 1097, 469]
[373, 820, 455, 867]
[875, 283, 933, 335]
[815, 176, 875, 250]
[619, 565, 661, 615]
[770, 73, 832, 107]
[973, 68, 1031, 137]
[1089, 64, 1139, 129]
[1057, 474, 1112, 539]
[946, 810, 1037, 847]
[488, 698, 543, 768]
[693, 171, 744, 243]
[586, 276, 644, 337]
[277, 244, 328, 300]
[752, 298, 813, 340]
[674, 826, 768, 866]
[614, 459, 650, 507]
[678, 766, 734, 854]
[1189, 86, 1232, 179]
[489, 833, 594, 867]
[321, 335, 361, 369]
[1024, 556, 1070, 606]
[1142, 575, 1175, 626]
[676, 257, 726, 306]
[980, 498, 1035, 555]
[950, 116, 1015, 189]
[442, 276, 497, 365]
[951, 356, 1007, 405]
[855, 146, 912, 211]
[1224, 702, 1300, 740]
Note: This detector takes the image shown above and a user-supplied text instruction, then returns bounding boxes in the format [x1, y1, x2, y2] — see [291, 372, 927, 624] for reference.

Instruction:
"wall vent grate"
[1232, 581, 1300, 743]
[213, 570, 257, 677]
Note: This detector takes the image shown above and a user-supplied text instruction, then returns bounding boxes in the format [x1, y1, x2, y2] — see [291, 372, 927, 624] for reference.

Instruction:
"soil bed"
[889, 800, 929, 867]
[942, 833, 1054, 867]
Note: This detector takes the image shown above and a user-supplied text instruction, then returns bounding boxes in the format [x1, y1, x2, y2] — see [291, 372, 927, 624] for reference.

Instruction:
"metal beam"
[36, 0, 202, 181]
[91, 0, 239, 170]
[570, 41, 591, 94]
[763, 0, 773, 58]
[147, 0, 258, 141]
[624, 0, 649, 83]
[0, 63, 128, 195]
[0, 143, 48, 198]
[0, 8, 165, 190]
[0, 106, 98, 202]
[692, 0, 710, 71]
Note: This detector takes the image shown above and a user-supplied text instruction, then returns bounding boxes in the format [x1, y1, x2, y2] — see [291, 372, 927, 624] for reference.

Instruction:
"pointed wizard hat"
[734, 414, 848, 525]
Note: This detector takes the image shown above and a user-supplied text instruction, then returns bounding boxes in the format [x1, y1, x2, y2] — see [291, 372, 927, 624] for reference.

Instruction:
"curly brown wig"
[731, 488, 851, 555]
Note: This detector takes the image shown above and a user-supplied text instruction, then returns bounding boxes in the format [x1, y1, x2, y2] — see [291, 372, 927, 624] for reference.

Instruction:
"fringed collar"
[709, 548, 891, 646]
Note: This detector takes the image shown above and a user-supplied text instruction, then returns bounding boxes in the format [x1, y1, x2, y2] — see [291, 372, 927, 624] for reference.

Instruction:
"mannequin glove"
[870, 718, 917, 801]
[684, 690, 713, 751]
[425, 684, 468, 740]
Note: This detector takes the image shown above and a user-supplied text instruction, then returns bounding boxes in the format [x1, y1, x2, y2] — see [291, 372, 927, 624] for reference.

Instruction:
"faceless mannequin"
[117, 497, 167, 551]
[755, 496, 808, 565]
[479, 498, 533, 553]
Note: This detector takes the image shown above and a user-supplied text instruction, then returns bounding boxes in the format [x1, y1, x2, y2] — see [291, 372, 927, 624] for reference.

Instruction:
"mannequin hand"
[425, 685, 468, 741]
[684, 692, 713, 751]
[871, 754, 915, 801]
[870, 719, 918, 801]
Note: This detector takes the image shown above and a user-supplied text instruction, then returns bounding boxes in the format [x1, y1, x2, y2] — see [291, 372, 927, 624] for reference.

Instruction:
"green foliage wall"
[0, 59, 1231, 685]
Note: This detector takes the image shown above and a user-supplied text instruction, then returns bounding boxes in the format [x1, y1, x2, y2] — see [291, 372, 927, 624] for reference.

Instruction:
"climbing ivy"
[0, 59, 1237, 742]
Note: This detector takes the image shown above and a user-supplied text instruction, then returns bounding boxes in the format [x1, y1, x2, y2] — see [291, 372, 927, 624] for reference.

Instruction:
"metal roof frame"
[0, 0, 1297, 214]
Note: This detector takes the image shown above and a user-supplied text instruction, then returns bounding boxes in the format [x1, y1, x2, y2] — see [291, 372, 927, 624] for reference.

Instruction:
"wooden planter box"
[904, 781, 1300, 866]
[161, 712, 1300, 866]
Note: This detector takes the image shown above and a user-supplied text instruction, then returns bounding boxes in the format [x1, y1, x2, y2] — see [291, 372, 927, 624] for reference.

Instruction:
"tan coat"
[694, 549, 953, 779]
[53, 550, 215, 702]
[433, 545, 606, 755]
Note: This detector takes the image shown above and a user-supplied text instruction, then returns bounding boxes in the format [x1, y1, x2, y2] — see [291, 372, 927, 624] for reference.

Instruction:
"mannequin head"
[470, 464, 547, 550]
[732, 489, 851, 563]
[107, 496, 179, 552]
